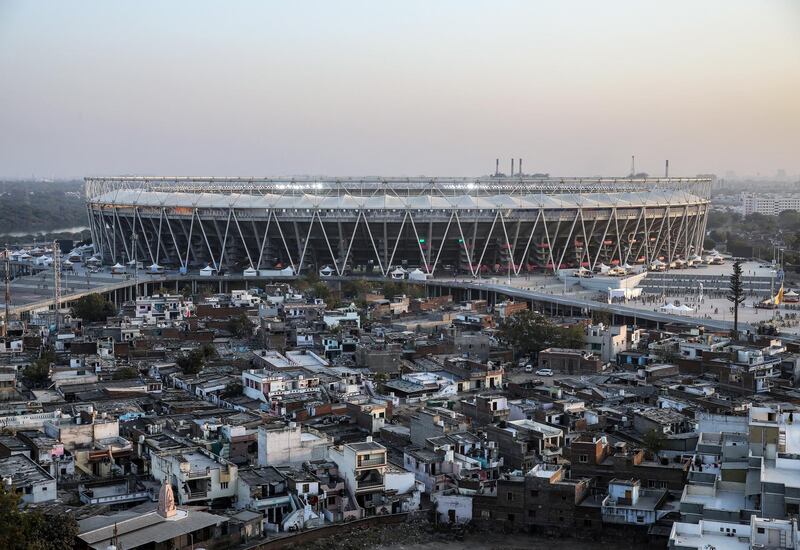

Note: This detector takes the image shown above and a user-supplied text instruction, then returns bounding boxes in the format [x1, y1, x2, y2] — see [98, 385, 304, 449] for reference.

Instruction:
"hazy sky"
[1, 0, 799, 178]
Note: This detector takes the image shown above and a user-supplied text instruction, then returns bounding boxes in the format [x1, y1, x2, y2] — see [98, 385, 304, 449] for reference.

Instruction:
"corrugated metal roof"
[79, 510, 224, 549]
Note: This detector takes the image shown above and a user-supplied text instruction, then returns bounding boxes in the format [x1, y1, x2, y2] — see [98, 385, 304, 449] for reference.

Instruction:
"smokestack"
[519, 158, 523, 176]
[495, 158, 499, 176]
[511, 158, 515, 176]
[665, 159, 669, 178]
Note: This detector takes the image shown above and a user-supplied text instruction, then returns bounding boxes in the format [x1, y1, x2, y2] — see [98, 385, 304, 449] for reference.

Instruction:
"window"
[530, 490, 539, 497]
[507, 513, 515, 522]
[302, 483, 309, 493]
[507, 492, 514, 501]
[579, 454, 588, 463]
[528, 510, 536, 518]
[220, 482, 229, 489]
[757, 528, 765, 534]
[584, 519, 592, 527]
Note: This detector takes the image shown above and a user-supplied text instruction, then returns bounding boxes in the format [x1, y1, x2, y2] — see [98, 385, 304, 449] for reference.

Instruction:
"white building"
[584, 323, 639, 363]
[242, 369, 321, 403]
[257, 422, 330, 466]
[742, 193, 800, 216]
[669, 516, 799, 549]
[133, 294, 190, 322]
[328, 437, 388, 515]
[0, 454, 57, 504]
[601, 478, 669, 526]
[431, 490, 473, 524]
[323, 303, 361, 329]
[230, 290, 261, 307]
[251, 349, 329, 370]
[150, 448, 237, 505]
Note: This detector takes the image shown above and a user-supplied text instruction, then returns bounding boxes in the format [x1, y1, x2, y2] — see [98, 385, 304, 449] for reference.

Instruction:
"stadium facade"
[85, 176, 711, 277]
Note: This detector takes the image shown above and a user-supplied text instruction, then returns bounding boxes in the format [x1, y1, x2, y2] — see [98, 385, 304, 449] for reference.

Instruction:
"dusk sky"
[1, 0, 798, 179]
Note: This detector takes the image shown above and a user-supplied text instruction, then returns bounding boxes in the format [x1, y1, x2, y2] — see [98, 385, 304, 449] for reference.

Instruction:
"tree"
[200, 343, 218, 359]
[342, 279, 373, 300]
[23, 510, 79, 550]
[727, 260, 746, 337]
[112, 366, 139, 380]
[176, 344, 217, 375]
[643, 429, 665, 457]
[556, 324, 585, 349]
[499, 310, 563, 357]
[0, 485, 26, 550]
[221, 381, 242, 398]
[372, 372, 389, 392]
[228, 313, 252, 338]
[70, 293, 117, 323]
[0, 485, 78, 550]
[382, 281, 401, 298]
[176, 349, 205, 375]
[23, 351, 55, 386]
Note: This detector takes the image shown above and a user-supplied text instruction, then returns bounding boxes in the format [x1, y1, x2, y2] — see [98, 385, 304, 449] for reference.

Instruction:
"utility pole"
[132, 233, 139, 300]
[3, 245, 9, 337]
[53, 241, 61, 332]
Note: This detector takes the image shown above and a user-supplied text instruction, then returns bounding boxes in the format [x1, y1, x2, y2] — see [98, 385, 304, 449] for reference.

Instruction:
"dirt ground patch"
[296, 521, 653, 550]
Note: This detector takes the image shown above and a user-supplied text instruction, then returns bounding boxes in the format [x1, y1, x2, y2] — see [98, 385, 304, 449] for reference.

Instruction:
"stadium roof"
[90, 188, 705, 211]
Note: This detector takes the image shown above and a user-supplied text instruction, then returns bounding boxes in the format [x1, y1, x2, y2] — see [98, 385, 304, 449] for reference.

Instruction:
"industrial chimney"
[511, 158, 515, 176]
[495, 158, 500, 176]
[665, 159, 669, 177]
[519, 158, 523, 176]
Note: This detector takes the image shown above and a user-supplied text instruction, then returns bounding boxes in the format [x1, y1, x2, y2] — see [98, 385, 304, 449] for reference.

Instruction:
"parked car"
[535, 368, 553, 376]
[524, 365, 534, 373]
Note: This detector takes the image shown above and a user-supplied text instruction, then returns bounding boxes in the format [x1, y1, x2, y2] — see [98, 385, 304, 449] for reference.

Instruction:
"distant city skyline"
[0, 0, 798, 178]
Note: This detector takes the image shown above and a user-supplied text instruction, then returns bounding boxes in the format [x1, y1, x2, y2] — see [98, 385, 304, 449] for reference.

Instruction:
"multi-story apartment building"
[257, 422, 330, 467]
[471, 464, 591, 533]
[410, 407, 471, 448]
[151, 447, 238, 505]
[742, 193, 800, 215]
[328, 437, 388, 516]
[484, 419, 563, 470]
[242, 368, 321, 403]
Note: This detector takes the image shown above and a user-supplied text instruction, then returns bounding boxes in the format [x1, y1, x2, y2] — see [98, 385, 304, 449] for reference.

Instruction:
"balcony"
[357, 456, 386, 469]
[188, 489, 208, 500]
[357, 479, 384, 492]
[356, 471, 384, 492]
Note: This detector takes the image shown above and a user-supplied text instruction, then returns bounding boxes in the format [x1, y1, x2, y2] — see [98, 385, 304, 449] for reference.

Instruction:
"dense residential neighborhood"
[2, 246, 800, 550]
